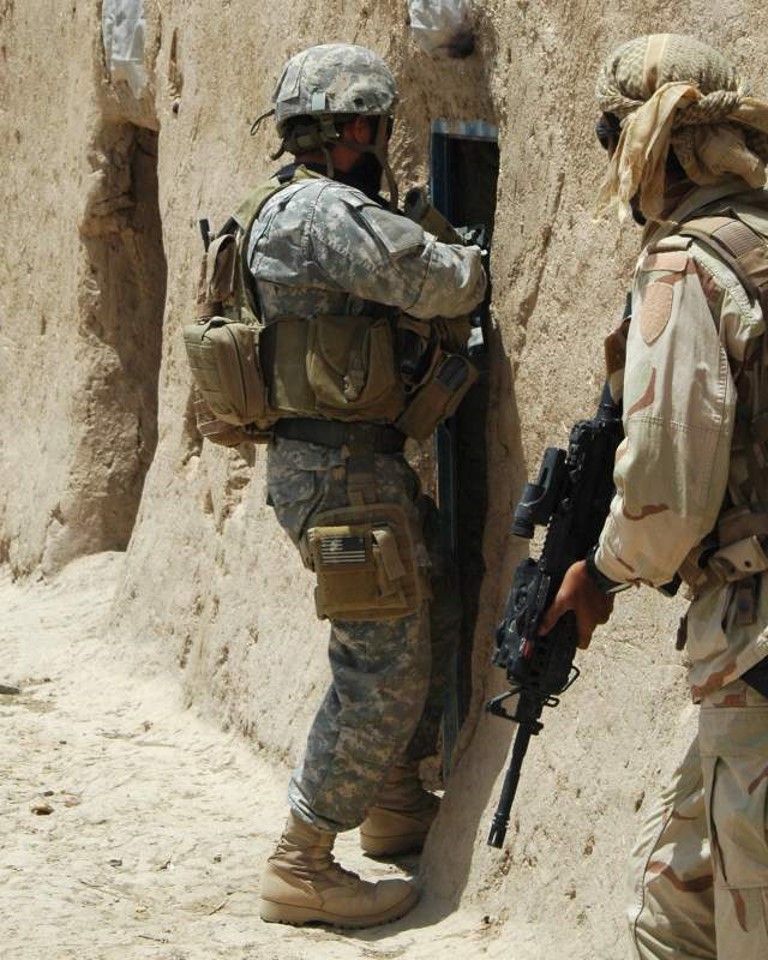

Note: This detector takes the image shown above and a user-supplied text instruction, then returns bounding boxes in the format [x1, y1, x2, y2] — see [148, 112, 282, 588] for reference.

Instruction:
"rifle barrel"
[487, 724, 533, 848]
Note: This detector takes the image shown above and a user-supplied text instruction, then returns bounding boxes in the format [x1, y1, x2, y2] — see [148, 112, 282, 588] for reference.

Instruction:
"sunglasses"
[595, 112, 621, 155]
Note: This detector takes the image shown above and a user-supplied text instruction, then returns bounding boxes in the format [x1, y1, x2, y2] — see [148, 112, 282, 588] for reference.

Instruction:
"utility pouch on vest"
[680, 505, 768, 598]
[307, 315, 405, 420]
[396, 351, 478, 441]
[183, 178, 307, 438]
[263, 315, 406, 422]
[709, 535, 768, 582]
[304, 503, 424, 621]
[184, 222, 275, 431]
[183, 317, 271, 429]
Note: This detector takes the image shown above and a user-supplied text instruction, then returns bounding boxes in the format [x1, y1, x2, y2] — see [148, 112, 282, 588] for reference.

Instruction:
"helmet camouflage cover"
[273, 43, 397, 133]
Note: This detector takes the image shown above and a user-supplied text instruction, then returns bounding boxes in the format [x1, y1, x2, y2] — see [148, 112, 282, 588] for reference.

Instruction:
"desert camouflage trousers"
[628, 678, 768, 959]
[267, 436, 461, 833]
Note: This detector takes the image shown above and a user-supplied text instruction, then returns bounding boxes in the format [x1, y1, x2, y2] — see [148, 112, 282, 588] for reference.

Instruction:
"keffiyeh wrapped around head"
[595, 34, 768, 220]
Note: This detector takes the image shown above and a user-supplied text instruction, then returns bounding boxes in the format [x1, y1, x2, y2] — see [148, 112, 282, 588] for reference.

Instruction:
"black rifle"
[486, 378, 624, 848]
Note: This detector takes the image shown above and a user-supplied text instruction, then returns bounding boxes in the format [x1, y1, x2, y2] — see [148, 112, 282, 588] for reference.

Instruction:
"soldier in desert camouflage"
[542, 34, 768, 959]
[247, 44, 486, 928]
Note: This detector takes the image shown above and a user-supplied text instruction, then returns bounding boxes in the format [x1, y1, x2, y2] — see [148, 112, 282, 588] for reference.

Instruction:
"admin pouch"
[304, 502, 426, 621]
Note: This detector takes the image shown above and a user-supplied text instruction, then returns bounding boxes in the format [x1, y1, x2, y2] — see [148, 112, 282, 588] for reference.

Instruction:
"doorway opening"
[430, 120, 499, 769]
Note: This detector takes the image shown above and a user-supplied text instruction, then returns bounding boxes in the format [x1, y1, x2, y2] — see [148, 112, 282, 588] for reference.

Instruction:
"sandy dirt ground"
[1, 552, 510, 960]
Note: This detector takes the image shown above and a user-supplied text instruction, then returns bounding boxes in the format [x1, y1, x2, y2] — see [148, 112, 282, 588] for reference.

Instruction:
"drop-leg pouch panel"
[305, 502, 426, 621]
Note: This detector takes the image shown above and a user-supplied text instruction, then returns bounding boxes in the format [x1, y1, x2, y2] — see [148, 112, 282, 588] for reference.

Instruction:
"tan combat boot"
[260, 812, 419, 928]
[359, 762, 440, 857]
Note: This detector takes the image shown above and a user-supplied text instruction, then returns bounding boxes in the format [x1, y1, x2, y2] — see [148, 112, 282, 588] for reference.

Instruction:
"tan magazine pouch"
[396, 351, 478, 440]
[194, 234, 238, 318]
[305, 503, 425, 621]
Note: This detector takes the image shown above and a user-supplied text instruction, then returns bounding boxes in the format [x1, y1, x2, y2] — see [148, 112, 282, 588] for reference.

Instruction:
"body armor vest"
[185, 167, 478, 441]
[675, 203, 768, 597]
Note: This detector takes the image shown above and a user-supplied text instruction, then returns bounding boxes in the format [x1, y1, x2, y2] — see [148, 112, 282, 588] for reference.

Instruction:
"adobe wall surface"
[3, 2, 768, 955]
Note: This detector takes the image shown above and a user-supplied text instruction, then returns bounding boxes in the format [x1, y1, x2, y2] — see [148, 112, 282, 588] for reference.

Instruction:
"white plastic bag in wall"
[102, 0, 146, 97]
[407, 0, 475, 58]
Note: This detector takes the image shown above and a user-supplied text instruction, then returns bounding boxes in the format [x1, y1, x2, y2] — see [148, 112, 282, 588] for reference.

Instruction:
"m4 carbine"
[486, 379, 624, 848]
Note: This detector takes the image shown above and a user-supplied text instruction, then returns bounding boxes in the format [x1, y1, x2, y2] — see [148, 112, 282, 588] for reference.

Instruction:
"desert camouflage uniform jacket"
[594, 180, 768, 701]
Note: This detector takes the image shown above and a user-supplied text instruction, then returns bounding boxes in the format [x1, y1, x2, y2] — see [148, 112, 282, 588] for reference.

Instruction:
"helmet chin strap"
[322, 144, 336, 180]
[372, 115, 399, 211]
[336, 117, 398, 210]
[380, 152, 400, 212]
[273, 115, 399, 210]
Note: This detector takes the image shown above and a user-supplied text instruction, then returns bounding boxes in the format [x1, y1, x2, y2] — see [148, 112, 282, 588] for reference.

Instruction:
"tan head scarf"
[595, 34, 768, 221]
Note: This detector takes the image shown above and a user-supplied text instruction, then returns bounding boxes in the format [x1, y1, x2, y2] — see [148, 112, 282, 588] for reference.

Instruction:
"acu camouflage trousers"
[628, 678, 768, 959]
[266, 436, 460, 833]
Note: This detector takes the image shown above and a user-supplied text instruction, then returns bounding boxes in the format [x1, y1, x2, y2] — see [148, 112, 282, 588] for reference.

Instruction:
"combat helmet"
[265, 44, 400, 206]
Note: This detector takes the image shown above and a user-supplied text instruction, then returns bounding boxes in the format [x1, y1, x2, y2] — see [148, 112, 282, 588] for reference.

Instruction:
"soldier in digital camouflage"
[246, 44, 486, 928]
[541, 34, 768, 959]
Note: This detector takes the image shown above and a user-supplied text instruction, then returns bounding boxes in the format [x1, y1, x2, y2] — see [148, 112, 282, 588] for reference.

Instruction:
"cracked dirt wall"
[3, 2, 768, 956]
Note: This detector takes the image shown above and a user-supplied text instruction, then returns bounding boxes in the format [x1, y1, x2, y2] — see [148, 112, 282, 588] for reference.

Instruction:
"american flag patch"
[319, 534, 367, 566]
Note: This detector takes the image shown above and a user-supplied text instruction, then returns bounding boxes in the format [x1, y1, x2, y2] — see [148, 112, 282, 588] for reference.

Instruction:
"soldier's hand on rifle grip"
[538, 560, 614, 649]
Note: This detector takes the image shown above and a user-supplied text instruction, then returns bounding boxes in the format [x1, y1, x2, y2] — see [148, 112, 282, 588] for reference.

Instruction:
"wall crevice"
[41, 119, 167, 573]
